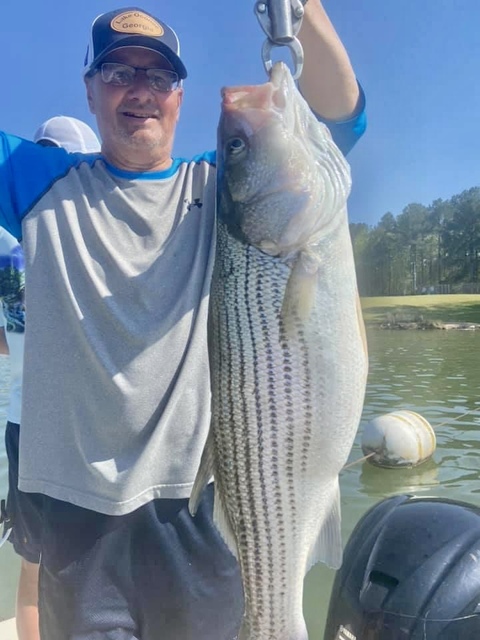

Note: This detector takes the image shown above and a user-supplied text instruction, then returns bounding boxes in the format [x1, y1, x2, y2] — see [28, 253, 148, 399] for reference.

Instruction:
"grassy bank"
[360, 294, 480, 325]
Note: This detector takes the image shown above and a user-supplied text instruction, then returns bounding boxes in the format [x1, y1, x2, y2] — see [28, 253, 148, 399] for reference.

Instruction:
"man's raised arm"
[298, 0, 361, 120]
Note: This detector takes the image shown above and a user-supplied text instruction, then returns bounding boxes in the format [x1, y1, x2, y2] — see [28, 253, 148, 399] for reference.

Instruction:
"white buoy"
[361, 410, 436, 468]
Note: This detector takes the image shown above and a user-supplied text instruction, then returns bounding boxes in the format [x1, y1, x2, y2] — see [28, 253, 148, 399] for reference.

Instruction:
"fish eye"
[227, 137, 246, 156]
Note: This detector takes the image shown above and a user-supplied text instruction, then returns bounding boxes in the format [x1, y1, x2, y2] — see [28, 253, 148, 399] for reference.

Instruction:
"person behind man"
[33, 116, 101, 153]
[0, 5, 366, 639]
[1, 116, 100, 640]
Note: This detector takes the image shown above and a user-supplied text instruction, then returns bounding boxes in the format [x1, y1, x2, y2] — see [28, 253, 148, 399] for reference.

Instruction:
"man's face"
[85, 47, 184, 171]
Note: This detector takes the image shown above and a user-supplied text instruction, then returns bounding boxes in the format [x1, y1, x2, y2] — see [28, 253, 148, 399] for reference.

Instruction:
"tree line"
[350, 186, 480, 297]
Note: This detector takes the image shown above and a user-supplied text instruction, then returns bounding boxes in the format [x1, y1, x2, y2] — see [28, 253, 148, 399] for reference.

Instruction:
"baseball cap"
[33, 116, 101, 153]
[83, 8, 187, 80]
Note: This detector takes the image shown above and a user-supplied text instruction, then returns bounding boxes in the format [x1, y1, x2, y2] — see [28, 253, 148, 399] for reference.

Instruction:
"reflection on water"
[358, 458, 440, 497]
[0, 331, 480, 631]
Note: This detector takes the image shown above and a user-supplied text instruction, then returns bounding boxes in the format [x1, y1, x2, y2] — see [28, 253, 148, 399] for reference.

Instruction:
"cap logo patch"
[111, 11, 164, 37]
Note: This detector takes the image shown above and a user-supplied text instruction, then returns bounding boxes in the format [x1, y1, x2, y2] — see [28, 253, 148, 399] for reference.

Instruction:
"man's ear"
[85, 77, 96, 115]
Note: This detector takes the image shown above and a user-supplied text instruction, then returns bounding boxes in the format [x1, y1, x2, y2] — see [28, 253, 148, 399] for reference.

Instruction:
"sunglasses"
[94, 62, 180, 93]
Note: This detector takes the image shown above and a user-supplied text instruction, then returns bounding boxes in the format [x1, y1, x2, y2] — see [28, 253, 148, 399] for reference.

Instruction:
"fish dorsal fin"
[281, 249, 320, 331]
[213, 488, 239, 560]
[189, 428, 215, 517]
[306, 478, 343, 572]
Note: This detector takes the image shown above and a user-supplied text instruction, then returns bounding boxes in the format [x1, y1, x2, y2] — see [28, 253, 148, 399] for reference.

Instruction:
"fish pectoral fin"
[307, 479, 343, 571]
[281, 249, 319, 330]
[213, 488, 239, 560]
[188, 429, 215, 517]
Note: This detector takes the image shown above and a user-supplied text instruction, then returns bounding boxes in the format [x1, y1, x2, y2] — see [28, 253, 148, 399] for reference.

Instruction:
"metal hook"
[255, 0, 305, 79]
[261, 38, 304, 80]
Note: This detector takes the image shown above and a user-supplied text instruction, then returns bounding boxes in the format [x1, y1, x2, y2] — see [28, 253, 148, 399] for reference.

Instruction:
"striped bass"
[189, 62, 368, 640]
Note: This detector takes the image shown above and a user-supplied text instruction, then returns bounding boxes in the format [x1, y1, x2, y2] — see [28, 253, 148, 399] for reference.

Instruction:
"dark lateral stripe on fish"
[221, 253, 251, 585]
[230, 247, 259, 615]
[298, 326, 314, 476]
[244, 245, 276, 631]
[278, 318, 298, 529]
[215, 234, 266, 626]
[254, 257, 289, 633]
[213, 239, 258, 609]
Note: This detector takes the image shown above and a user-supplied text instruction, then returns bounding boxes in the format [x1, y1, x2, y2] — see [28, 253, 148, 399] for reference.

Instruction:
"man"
[0, 5, 366, 639]
[1, 116, 100, 640]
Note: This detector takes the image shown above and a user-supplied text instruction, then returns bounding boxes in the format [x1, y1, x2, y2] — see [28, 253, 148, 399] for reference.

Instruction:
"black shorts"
[39, 483, 244, 640]
[4, 420, 42, 563]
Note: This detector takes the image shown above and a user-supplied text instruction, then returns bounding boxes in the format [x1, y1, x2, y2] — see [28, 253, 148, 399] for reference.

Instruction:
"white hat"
[33, 116, 101, 153]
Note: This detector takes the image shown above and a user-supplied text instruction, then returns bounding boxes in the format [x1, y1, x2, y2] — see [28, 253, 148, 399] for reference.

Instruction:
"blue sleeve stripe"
[190, 150, 216, 166]
[0, 134, 23, 240]
[169, 152, 216, 169]
[104, 151, 217, 180]
[0, 133, 99, 240]
[314, 82, 367, 156]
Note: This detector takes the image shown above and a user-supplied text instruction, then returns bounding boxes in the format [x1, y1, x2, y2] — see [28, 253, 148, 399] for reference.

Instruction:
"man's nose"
[126, 71, 155, 96]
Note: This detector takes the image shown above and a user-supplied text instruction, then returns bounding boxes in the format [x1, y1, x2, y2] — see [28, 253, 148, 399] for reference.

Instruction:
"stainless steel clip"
[254, 0, 305, 79]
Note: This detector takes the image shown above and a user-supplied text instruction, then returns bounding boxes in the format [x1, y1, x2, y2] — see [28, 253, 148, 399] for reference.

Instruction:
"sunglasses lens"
[98, 63, 180, 92]
[100, 63, 135, 86]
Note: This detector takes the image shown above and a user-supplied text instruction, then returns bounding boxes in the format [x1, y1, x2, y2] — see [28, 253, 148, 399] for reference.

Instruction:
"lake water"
[1, 329, 479, 635]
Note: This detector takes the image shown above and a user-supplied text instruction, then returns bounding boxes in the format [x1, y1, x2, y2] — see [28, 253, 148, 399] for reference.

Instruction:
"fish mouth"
[221, 83, 274, 111]
[268, 61, 290, 87]
[220, 81, 286, 138]
[221, 63, 288, 110]
[221, 65, 289, 111]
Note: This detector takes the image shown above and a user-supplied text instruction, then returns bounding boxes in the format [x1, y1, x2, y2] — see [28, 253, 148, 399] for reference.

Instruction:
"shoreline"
[368, 321, 480, 331]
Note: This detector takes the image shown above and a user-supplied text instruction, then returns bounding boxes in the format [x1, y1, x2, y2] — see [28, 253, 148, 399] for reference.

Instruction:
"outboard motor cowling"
[324, 495, 480, 639]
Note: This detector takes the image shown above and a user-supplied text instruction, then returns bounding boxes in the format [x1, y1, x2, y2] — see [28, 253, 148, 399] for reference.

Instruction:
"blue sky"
[2, 0, 480, 227]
